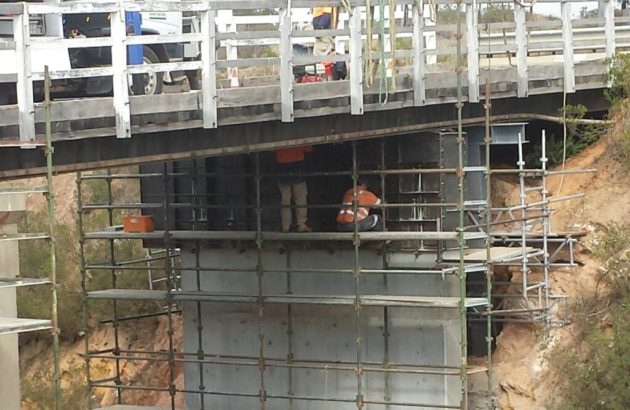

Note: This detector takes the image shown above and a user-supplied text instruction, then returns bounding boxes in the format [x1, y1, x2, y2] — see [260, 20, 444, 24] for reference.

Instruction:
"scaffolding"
[75, 124, 508, 410]
[0, 67, 61, 409]
[72, 2, 585, 408]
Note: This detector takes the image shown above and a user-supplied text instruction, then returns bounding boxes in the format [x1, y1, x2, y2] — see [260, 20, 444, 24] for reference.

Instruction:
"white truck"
[0, 2, 199, 103]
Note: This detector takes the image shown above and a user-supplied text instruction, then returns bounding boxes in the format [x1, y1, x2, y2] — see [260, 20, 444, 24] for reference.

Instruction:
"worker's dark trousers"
[337, 215, 383, 232]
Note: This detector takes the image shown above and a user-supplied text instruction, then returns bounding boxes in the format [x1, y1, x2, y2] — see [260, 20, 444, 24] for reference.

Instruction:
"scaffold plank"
[0, 233, 50, 242]
[441, 247, 535, 263]
[84, 230, 487, 242]
[0, 278, 51, 288]
[0, 318, 51, 335]
[87, 289, 488, 309]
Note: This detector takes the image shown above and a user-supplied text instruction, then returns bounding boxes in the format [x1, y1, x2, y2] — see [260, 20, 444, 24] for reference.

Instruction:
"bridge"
[0, 0, 621, 178]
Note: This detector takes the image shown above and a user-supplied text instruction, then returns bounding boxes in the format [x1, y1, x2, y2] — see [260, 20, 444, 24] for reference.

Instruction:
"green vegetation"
[525, 104, 605, 167]
[606, 53, 630, 169]
[605, 53, 630, 109]
[548, 223, 630, 409]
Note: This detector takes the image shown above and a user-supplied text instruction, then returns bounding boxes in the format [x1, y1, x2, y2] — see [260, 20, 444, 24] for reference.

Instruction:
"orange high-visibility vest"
[336, 187, 381, 224]
[275, 146, 313, 164]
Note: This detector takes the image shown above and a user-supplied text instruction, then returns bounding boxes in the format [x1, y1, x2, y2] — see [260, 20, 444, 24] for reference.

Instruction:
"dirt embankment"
[21, 315, 184, 409]
[492, 114, 630, 409]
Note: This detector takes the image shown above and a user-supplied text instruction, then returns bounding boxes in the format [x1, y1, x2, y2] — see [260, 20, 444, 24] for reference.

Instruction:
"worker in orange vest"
[275, 146, 313, 233]
[336, 181, 383, 232]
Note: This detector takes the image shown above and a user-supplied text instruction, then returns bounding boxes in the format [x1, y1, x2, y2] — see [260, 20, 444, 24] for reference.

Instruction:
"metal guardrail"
[0, 0, 618, 143]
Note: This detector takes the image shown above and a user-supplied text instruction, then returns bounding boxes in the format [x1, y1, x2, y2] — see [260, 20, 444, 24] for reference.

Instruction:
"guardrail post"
[200, 8, 218, 128]
[13, 3, 35, 142]
[514, 2, 528, 98]
[466, 0, 479, 103]
[561, 1, 575, 94]
[604, 0, 615, 77]
[279, 3, 294, 122]
[111, 5, 131, 139]
[349, 6, 364, 115]
[413, 1, 426, 106]
[219, 9, 238, 86]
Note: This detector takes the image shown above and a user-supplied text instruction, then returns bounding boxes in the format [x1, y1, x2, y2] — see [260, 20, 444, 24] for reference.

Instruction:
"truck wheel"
[135, 46, 163, 95]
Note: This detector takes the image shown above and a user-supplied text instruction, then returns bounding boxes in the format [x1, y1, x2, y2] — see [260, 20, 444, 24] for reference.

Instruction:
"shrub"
[548, 224, 630, 409]
[605, 53, 630, 109]
[525, 104, 605, 166]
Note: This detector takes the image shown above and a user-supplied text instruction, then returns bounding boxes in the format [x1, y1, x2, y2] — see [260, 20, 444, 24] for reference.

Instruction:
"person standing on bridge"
[312, 6, 337, 57]
[275, 146, 313, 233]
[336, 181, 383, 232]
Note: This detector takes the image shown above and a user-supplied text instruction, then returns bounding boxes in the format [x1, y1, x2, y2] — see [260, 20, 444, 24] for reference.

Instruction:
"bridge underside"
[0, 89, 607, 179]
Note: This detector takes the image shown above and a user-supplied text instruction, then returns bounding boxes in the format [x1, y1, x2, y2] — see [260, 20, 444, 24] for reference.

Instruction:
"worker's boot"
[297, 224, 312, 233]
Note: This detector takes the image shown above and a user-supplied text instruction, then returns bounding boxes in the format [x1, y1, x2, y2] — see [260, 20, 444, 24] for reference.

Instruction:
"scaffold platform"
[0, 278, 52, 288]
[84, 230, 488, 242]
[0, 318, 51, 335]
[441, 247, 535, 263]
[87, 289, 488, 309]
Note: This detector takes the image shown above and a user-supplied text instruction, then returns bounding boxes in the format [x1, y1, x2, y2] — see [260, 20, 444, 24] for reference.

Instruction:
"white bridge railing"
[0, 0, 621, 142]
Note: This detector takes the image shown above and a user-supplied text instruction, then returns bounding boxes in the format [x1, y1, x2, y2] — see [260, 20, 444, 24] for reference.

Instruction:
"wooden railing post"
[604, 0, 616, 67]
[279, 3, 294, 122]
[219, 9, 238, 86]
[200, 8, 218, 128]
[561, 1, 575, 94]
[514, 2, 528, 98]
[13, 3, 35, 142]
[466, 0, 479, 103]
[111, 3, 131, 139]
[413, 0, 426, 106]
[349, 6, 364, 115]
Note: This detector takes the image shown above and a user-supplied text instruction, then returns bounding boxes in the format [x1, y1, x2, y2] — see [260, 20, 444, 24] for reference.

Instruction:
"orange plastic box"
[123, 215, 155, 233]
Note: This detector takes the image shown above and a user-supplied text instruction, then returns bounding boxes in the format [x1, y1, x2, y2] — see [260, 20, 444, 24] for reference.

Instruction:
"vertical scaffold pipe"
[285, 249, 295, 409]
[255, 153, 267, 409]
[44, 66, 62, 410]
[351, 143, 364, 409]
[161, 163, 177, 410]
[379, 141, 391, 409]
[541, 131, 550, 324]
[192, 159, 207, 410]
[455, 0, 468, 407]
[484, 80, 494, 408]
[517, 133, 529, 308]
[105, 168, 123, 404]
[76, 173, 93, 410]
[194, 238, 206, 409]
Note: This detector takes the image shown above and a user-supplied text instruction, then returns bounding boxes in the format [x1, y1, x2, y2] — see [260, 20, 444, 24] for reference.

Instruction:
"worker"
[275, 146, 313, 233]
[336, 181, 383, 232]
[312, 6, 338, 57]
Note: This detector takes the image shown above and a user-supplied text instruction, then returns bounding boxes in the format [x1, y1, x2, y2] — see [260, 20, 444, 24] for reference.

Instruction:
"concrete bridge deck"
[0, 0, 620, 178]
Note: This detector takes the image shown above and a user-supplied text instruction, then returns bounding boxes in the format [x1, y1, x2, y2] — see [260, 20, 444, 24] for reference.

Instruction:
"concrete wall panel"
[182, 247, 461, 410]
